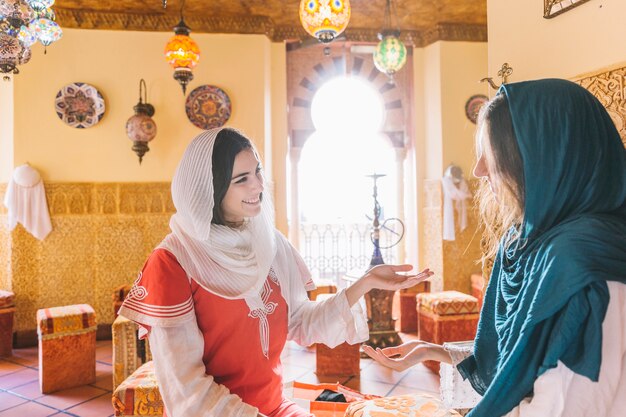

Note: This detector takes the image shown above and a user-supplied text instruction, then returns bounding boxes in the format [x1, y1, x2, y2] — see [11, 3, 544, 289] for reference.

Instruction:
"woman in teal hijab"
[364, 79, 626, 416]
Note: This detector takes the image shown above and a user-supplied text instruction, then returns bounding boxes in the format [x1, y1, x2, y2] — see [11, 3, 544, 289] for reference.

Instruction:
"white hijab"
[159, 128, 277, 312]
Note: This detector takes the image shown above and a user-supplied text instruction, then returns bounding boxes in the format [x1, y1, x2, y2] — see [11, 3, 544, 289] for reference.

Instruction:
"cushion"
[36, 304, 96, 339]
[0, 290, 15, 309]
[417, 291, 479, 316]
[345, 393, 463, 417]
[112, 361, 163, 417]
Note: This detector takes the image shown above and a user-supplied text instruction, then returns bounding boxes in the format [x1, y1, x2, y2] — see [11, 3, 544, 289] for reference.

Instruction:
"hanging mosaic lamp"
[33, 6, 55, 20]
[373, 31, 407, 77]
[299, 0, 351, 43]
[0, 33, 30, 74]
[17, 24, 37, 47]
[164, 18, 200, 94]
[25, 0, 54, 11]
[31, 17, 62, 51]
[372, 0, 407, 81]
[126, 79, 157, 164]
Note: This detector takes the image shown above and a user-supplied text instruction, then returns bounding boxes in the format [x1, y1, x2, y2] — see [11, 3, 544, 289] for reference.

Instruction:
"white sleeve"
[504, 282, 626, 417]
[148, 320, 259, 417]
[502, 362, 574, 417]
[286, 284, 369, 348]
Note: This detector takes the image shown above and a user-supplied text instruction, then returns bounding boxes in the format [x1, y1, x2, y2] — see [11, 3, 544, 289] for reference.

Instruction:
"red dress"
[121, 249, 310, 416]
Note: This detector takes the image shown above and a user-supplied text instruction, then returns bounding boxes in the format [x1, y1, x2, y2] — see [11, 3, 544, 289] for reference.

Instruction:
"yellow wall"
[0, 81, 13, 182]
[10, 29, 287, 183]
[488, 0, 626, 80]
[410, 41, 487, 289]
[440, 42, 489, 178]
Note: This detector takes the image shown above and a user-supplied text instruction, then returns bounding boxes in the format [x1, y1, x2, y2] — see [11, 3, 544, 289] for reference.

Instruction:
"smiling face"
[220, 148, 264, 225]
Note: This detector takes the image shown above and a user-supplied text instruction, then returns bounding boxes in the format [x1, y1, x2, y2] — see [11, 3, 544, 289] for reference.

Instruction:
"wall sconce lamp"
[481, 63, 513, 90]
[126, 79, 157, 164]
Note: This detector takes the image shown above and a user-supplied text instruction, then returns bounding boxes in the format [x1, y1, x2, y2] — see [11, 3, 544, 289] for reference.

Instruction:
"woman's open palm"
[362, 340, 434, 372]
[365, 265, 433, 292]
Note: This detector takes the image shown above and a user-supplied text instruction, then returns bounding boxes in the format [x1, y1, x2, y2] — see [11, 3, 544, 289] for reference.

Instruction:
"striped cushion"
[112, 361, 163, 417]
[417, 291, 479, 316]
[36, 304, 96, 338]
[0, 290, 15, 309]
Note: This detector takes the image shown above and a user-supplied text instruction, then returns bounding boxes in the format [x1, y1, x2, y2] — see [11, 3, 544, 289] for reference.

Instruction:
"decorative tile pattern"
[0, 182, 173, 333]
[574, 66, 626, 147]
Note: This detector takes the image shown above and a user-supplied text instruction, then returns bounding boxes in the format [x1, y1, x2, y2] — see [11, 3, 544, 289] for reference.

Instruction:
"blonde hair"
[475, 94, 525, 264]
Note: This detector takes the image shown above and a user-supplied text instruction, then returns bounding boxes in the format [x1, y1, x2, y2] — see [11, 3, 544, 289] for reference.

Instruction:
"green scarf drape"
[458, 79, 626, 417]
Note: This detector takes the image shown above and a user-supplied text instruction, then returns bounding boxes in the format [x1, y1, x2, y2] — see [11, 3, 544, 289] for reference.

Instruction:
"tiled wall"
[0, 183, 173, 333]
[422, 179, 482, 294]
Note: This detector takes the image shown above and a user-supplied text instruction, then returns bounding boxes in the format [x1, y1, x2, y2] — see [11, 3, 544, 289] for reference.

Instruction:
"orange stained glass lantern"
[299, 0, 351, 43]
[164, 19, 200, 94]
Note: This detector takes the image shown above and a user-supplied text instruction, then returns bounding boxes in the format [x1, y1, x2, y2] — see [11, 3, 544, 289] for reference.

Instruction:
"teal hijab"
[458, 79, 626, 417]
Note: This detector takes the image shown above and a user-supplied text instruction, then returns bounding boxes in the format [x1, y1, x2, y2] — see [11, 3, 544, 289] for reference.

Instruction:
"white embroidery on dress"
[248, 278, 278, 359]
[127, 271, 149, 301]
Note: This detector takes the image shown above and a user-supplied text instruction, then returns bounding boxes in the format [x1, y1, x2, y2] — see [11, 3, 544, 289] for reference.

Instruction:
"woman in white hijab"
[120, 127, 432, 417]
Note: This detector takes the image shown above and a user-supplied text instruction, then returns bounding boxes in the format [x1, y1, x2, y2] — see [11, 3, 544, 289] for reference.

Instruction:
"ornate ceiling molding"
[56, 8, 486, 46]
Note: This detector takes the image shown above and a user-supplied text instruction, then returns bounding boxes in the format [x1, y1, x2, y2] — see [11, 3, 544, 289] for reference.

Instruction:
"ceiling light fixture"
[299, 0, 351, 44]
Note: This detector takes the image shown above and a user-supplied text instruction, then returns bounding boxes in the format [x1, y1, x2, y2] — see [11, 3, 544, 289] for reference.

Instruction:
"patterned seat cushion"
[112, 361, 163, 417]
[345, 393, 463, 417]
[417, 291, 479, 316]
[36, 304, 96, 339]
[0, 290, 15, 309]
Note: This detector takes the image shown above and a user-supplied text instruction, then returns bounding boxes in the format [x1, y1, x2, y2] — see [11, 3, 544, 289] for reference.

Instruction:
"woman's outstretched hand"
[345, 265, 434, 307]
[362, 340, 450, 372]
[364, 264, 433, 292]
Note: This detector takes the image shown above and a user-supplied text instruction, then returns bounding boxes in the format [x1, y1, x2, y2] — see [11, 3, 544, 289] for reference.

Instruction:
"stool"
[307, 277, 337, 301]
[345, 393, 463, 417]
[112, 315, 152, 390]
[36, 304, 97, 393]
[112, 361, 163, 417]
[113, 284, 132, 317]
[315, 294, 360, 377]
[417, 291, 479, 373]
[399, 281, 430, 333]
[0, 290, 16, 358]
[470, 274, 485, 309]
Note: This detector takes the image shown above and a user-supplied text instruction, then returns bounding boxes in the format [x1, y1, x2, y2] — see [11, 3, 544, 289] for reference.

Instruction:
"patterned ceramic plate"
[464, 94, 488, 124]
[185, 85, 231, 130]
[55, 82, 105, 129]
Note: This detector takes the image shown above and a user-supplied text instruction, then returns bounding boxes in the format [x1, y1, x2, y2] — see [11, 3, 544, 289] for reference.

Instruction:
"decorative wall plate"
[464, 94, 488, 124]
[55, 82, 105, 128]
[185, 85, 232, 130]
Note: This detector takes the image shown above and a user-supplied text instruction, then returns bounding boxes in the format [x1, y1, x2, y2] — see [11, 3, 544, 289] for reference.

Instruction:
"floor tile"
[0, 368, 39, 390]
[358, 360, 410, 385]
[343, 377, 396, 397]
[65, 392, 115, 417]
[0, 401, 57, 417]
[4, 348, 39, 368]
[7, 380, 45, 400]
[89, 373, 112, 392]
[293, 370, 351, 385]
[387, 383, 438, 397]
[35, 385, 108, 411]
[282, 363, 311, 383]
[95, 362, 112, 378]
[397, 368, 440, 392]
[281, 348, 316, 367]
[0, 360, 26, 377]
[0, 392, 28, 412]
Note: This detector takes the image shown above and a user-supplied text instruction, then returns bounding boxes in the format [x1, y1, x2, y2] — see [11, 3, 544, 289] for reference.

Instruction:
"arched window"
[296, 76, 399, 280]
